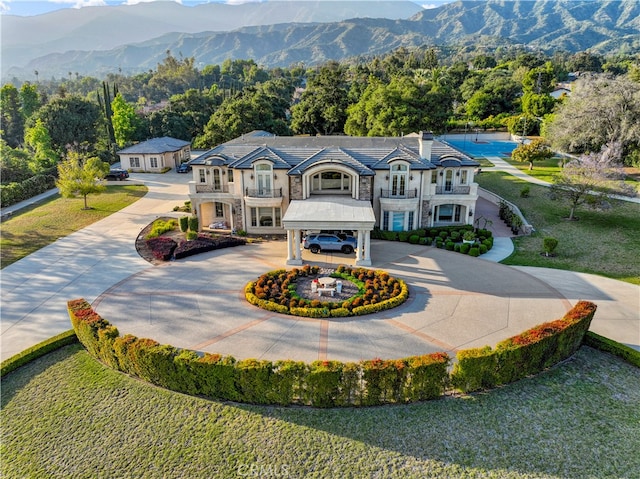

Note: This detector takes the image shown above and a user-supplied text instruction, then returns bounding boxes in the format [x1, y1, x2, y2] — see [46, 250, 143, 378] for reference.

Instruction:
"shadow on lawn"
[237, 347, 639, 478]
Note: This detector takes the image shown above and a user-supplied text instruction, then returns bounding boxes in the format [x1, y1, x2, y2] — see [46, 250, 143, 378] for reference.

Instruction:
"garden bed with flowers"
[245, 264, 409, 318]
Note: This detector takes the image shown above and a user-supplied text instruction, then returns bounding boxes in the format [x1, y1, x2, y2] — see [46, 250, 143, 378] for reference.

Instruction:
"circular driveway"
[93, 240, 571, 363]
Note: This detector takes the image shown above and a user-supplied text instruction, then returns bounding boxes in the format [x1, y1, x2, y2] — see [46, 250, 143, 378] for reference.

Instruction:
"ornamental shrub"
[460, 243, 471, 254]
[398, 231, 410, 242]
[188, 215, 199, 232]
[468, 247, 480, 257]
[445, 241, 455, 251]
[479, 244, 488, 254]
[179, 216, 189, 232]
[409, 234, 420, 244]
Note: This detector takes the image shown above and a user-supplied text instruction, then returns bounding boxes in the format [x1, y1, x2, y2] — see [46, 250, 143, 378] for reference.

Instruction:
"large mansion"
[188, 131, 479, 266]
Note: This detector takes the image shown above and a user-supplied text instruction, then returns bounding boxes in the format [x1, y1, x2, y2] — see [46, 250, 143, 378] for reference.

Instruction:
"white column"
[286, 229, 303, 265]
[364, 231, 371, 263]
[356, 230, 372, 266]
[286, 229, 294, 262]
[294, 229, 302, 263]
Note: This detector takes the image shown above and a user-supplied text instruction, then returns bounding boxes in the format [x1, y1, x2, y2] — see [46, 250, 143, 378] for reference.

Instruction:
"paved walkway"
[1, 171, 638, 363]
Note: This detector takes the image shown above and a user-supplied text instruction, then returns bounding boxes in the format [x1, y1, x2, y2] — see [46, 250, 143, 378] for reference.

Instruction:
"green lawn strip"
[503, 156, 562, 183]
[476, 171, 640, 284]
[1, 345, 638, 478]
[0, 185, 148, 269]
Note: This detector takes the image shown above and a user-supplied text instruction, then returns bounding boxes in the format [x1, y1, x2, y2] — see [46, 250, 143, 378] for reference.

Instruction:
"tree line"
[2, 47, 639, 192]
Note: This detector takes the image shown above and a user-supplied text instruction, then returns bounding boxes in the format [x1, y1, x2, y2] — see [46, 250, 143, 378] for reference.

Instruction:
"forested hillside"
[3, 0, 639, 81]
[2, 46, 639, 207]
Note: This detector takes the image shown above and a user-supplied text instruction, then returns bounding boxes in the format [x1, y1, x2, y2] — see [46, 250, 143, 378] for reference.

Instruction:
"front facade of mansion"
[188, 131, 479, 266]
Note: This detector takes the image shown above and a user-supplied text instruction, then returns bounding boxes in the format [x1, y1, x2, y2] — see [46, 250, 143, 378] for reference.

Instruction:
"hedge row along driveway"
[69, 298, 596, 407]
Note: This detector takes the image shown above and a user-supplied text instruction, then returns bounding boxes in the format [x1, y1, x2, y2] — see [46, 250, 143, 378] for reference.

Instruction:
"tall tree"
[33, 95, 102, 155]
[111, 93, 139, 147]
[19, 82, 41, 120]
[56, 151, 110, 210]
[290, 61, 349, 135]
[195, 85, 290, 147]
[24, 118, 59, 172]
[550, 142, 635, 220]
[1, 84, 25, 148]
[546, 74, 640, 165]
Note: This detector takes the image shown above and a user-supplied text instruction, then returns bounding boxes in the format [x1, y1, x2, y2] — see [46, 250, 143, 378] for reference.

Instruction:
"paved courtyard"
[93, 240, 572, 363]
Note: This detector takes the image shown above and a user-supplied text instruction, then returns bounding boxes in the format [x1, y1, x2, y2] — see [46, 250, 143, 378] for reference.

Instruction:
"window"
[431, 171, 437, 184]
[445, 170, 453, 192]
[311, 171, 351, 194]
[199, 169, 206, 183]
[382, 210, 414, 231]
[227, 169, 234, 183]
[255, 163, 272, 195]
[130, 157, 140, 168]
[390, 163, 408, 197]
[250, 207, 281, 227]
[436, 204, 462, 223]
[150, 157, 158, 168]
[215, 202, 224, 217]
[460, 170, 468, 185]
[213, 169, 221, 190]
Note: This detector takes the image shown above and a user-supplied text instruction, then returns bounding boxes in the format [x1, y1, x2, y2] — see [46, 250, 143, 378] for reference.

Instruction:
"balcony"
[245, 188, 283, 198]
[380, 188, 418, 199]
[195, 184, 230, 193]
[435, 186, 471, 195]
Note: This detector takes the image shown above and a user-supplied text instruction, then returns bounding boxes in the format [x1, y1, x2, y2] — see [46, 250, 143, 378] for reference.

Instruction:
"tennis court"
[441, 138, 520, 158]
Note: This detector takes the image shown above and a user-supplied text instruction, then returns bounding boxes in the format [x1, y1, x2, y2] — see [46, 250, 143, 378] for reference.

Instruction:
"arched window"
[311, 170, 351, 194]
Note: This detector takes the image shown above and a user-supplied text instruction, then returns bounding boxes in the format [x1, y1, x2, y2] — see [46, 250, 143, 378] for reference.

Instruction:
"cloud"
[123, 0, 183, 5]
[49, 0, 108, 7]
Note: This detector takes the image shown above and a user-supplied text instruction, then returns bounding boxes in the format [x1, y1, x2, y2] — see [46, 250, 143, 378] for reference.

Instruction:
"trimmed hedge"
[0, 172, 57, 207]
[451, 301, 597, 393]
[0, 329, 78, 377]
[67, 298, 599, 407]
[245, 265, 409, 318]
[372, 225, 493, 257]
[584, 331, 640, 368]
[67, 298, 449, 407]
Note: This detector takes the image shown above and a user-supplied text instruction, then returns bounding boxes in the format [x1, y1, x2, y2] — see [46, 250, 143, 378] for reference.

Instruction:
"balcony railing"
[435, 185, 470, 195]
[379, 188, 418, 199]
[245, 187, 283, 198]
[195, 184, 230, 193]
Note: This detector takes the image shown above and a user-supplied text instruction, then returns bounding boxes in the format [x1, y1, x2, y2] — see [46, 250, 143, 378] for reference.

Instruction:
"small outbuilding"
[117, 137, 191, 172]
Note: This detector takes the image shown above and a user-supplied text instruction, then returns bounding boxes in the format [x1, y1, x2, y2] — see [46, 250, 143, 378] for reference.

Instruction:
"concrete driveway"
[2, 171, 638, 362]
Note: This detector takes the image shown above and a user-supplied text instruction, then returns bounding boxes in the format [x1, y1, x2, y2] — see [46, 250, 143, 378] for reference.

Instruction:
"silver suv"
[303, 233, 357, 254]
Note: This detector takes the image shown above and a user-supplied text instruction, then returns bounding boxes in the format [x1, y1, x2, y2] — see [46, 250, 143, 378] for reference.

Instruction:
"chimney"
[419, 131, 433, 160]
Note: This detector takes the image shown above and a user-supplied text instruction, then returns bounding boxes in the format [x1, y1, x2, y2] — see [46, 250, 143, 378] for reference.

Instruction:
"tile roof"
[117, 137, 190, 154]
[190, 131, 478, 173]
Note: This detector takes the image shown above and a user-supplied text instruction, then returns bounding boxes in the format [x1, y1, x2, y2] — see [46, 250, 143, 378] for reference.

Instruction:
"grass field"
[475, 171, 640, 284]
[0, 185, 147, 269]
[1, 345, 639, 478]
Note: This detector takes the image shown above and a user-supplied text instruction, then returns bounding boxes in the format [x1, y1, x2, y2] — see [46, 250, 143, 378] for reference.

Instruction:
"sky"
[0, 0, 451, 17]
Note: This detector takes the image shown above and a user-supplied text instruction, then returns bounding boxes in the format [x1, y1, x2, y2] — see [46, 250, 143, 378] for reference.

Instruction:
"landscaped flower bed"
[145, 234, 246, 261]
[245, 264, 409, 318]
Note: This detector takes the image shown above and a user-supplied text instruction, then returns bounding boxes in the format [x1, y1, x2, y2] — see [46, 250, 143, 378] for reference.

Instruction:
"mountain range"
[2, 0, 639, 81]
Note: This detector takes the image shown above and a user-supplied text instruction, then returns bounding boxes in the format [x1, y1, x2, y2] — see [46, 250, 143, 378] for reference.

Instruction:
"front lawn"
[1, 345, 638, 478]
[0, 185, 147, 268]
[476, 171, 640, 284]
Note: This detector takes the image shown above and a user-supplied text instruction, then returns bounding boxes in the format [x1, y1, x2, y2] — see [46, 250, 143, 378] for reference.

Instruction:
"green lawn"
[476, 171, 640, 284]
[1, 344, 638, 478]
[0, 185, 147, 269]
